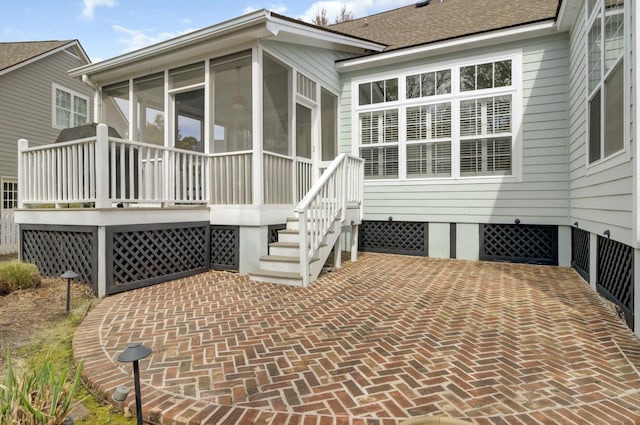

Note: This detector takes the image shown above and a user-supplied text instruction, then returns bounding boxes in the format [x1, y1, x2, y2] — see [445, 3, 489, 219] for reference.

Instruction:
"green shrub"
[0, 352, 83, 425]
[0, 262, 40, 295]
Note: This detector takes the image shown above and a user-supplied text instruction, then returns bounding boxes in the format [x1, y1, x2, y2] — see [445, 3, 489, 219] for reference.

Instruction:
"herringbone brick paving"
[73, 253, 640, 424]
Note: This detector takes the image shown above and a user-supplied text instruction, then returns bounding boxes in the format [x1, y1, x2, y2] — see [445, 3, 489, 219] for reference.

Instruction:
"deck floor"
[73, 253, 640, 424]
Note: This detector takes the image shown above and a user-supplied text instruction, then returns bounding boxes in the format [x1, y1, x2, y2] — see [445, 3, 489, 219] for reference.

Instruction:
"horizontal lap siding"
[567, 2, 634, 246]
[260, 40, 353, 94]
[340, 34, 569, 225]
[0, 50, 92, 179]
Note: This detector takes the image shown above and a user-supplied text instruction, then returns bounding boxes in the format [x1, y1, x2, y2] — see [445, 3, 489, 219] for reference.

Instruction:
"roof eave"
[70, 10, 385, 81]
[266, 14, 385, 53]
[336, 20, 558, 73]
[69, 10, 270, 78]
[556, 0, 580, 32]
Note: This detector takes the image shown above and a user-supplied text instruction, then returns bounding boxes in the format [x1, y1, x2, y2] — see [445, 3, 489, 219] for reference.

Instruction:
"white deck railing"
[19, 124, 209, 207]
[18, 123, 337, 209]
[210, 151, 252, 204]
[264, 152, 293, 204]
[294, 153, 364, 285]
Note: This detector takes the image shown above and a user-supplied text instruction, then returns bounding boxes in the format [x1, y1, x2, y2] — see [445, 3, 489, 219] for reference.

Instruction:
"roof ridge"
[0, 40, 74, 45]
[328, 2, 417, 27]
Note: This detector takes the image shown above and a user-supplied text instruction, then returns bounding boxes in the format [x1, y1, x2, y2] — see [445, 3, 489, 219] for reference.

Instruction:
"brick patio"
[73, 253, 640, 424]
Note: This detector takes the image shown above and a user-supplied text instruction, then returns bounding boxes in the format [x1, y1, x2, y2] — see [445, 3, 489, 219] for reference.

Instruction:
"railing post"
[341, 160, 348, 222]
[95, 124, 110, 208]
[17, 139, 28, 209]
[299, 213, 309, 286]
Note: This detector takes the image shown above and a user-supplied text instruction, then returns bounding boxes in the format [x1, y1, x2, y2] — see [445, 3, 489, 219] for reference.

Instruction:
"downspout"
[82, 74, 101, 123]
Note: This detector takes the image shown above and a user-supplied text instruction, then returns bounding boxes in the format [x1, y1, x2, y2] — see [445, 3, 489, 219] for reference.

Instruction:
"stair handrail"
[294, 153, 364, 285]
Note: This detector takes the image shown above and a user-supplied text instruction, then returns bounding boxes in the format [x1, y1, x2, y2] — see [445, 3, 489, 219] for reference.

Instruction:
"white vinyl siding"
[260, 39, 353, 94]
[339, 34, 569, 225]
[568, 0, 633, 246]
[0, 49, 92, 180]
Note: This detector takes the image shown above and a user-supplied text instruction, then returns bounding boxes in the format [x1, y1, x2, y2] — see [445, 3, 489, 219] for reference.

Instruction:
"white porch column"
[94, 124, 110, 209]
[252, 47, 264, 205]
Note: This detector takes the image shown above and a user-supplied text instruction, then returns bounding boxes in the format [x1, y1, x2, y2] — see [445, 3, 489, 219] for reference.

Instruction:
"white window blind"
[406, 102, 452, 177]
[359, 109, 399, 178]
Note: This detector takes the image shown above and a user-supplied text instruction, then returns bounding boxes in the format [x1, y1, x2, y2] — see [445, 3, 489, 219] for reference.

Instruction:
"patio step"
[269, 241, 327, 257]
[277, 228, 335, 243]
[258, 254, 320, 273]
[248, 270, 304, 286]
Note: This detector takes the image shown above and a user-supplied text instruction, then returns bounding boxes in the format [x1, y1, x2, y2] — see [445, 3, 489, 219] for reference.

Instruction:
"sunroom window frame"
[352, 50, 522, 184]
[585, 0, 630, 173]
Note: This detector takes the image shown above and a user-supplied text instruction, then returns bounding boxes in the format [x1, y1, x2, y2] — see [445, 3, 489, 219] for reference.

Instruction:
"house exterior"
[0, 40, 92, 252]
[13, 0, 640, 335]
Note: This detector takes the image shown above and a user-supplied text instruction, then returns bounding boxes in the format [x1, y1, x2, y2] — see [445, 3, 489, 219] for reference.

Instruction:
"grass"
[0, 261, 40, 295]
[0, 281, 135, 425]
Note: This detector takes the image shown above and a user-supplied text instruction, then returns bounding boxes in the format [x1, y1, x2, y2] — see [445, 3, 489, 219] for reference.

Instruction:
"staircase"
[250, 154, 364, 286]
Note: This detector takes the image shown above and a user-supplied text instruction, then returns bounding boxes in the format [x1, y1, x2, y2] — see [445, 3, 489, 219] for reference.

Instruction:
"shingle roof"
[329, 0, 560, 51]
[0, 40, 73, 72]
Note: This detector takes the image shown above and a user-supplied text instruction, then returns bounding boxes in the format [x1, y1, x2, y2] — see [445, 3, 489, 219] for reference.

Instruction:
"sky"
[1, 0, 416, 62]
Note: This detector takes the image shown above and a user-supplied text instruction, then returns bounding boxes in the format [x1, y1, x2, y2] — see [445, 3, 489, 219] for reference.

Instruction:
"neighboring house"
[12, 1, 640, 335]
[0, 40, 92, 250]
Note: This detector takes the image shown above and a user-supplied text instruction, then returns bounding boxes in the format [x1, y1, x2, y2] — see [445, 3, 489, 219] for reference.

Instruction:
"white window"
[355, 55, 519, 181]
[587, 0, 625, 164]
[52, 84, 88, 129]
[1, 178, 18, 211]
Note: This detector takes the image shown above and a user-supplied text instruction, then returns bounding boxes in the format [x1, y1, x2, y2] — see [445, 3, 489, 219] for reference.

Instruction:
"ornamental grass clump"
[0, 352, 83, 425]
[0, 261, 40, 295]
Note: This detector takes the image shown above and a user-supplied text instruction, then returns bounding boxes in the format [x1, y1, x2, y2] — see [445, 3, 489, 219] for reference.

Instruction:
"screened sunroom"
[15, 10, 380, 295]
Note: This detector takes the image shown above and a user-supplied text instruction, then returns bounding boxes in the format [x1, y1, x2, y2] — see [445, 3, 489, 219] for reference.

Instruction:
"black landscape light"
[118, 342, 152, 425]
[60, 271, 78, 316]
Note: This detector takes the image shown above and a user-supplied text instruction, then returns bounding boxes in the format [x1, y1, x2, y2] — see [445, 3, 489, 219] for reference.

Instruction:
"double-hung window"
[53, 84, 88, 129]
[355, 55, 518, 181]
[358, 79, 399, 178]
[587, 0, 625, 164]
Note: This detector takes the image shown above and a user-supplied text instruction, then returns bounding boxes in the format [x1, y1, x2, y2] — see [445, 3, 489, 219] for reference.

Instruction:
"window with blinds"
[359, 109, 399, 178]
[355, 53, 517, 181]
[406, 102, 452, 177]
[459, 95, 512, 176]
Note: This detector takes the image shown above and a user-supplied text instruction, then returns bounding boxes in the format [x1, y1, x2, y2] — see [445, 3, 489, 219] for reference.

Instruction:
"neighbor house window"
[356, 55, 518, 180]
[1, 178, 18, 210]
[587, 0, 625, 164]
[53, 84, 88, 129]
